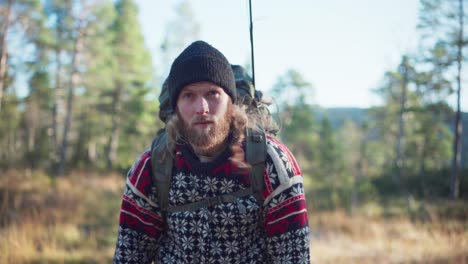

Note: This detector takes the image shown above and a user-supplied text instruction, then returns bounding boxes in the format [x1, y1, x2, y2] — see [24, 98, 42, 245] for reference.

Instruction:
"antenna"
[249, 0, 255, 86]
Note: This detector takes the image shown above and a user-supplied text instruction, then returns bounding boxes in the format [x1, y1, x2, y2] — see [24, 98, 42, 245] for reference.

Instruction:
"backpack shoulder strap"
[150, 131, 173, 217]
[151, 129, 267, 218]
[246, 128, 267, 207]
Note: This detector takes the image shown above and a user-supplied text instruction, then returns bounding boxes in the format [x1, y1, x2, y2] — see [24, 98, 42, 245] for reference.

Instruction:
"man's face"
[176, 81, 232, 153]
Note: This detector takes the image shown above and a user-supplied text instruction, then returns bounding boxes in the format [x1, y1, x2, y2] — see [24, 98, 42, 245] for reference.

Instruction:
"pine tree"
[0, 0, 13, 112]
[0, 0, 52, 168]
[106, 0, 154, 170]
[418, 0, 467, 198]
[73, 1, 116, 168]
[271, 69, 318, 180]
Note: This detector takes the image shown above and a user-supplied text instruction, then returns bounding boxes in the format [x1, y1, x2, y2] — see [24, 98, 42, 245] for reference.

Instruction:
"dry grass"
[1, 170, 467, 263]
[0, 170, 123, 264]
[310, 210, 468, 264]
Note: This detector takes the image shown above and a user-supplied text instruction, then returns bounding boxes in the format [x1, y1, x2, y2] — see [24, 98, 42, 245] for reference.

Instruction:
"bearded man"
[113, 40, 310, 263]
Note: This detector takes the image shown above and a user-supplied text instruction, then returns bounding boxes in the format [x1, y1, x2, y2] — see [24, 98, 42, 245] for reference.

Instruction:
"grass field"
[1, 170, 467, 263]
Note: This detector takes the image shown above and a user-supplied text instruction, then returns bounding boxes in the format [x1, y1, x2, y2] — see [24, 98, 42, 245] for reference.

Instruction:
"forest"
[0, 0, 467, 263]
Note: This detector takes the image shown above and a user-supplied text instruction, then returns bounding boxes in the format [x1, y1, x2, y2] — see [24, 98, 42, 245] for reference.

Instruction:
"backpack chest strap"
[166, 187, 253, 213]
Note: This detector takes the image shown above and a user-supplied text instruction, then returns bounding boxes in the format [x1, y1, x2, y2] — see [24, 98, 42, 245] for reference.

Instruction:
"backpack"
[151, 65, 274, 220]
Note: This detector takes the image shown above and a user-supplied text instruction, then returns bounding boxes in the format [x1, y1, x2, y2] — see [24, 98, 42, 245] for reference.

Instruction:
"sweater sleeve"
[113, 150, 165, 264]
[263, 136, 310, 263]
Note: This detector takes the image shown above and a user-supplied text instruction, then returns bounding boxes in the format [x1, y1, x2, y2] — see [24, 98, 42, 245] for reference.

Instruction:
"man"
[113, 40, 310, 263]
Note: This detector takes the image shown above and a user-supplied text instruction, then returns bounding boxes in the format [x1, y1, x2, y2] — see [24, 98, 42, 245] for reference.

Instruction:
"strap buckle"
[251, 134, 263, 142]
[207, 196, 223, 207]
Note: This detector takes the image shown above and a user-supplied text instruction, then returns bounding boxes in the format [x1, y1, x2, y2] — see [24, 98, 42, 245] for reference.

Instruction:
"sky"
[135, 0, 466, 110]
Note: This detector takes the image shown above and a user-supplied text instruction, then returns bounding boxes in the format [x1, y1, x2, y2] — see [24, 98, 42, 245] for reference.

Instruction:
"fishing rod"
[249, 0, 255, 86]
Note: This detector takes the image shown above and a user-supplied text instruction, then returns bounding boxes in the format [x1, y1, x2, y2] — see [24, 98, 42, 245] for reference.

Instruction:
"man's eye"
[208, 90, 219, 96]
[182, 93, 193, 99]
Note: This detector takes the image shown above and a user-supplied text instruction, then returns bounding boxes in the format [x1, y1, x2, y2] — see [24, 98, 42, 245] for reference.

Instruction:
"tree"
[450, 0, 465, 198]
[0, 0, 13, 112]
[318, 117, 342, 179]
[394, 56, 415, 185]
[338, 120, 370, 212]
[72, 1, 116, 168]
[43, 0, 77, 168]
[418, 0, 467, 198]
[0, 0, 53, 168]
[1, 0, 46, 111]
[0, 0, 158, 172]
[23, 0, 54, 169]
[373, 53, 455, 197]
[271, 69, 318, 180]
[106, 0, 154, 170]
[56, 1, 88, 176]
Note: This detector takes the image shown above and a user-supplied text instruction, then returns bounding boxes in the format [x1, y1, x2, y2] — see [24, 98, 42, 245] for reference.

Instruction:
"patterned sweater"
[113, 136, 310, 263]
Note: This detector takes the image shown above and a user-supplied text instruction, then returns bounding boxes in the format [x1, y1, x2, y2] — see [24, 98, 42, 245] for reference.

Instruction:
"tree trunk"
[26, 99, 38, 152]
[72, 111, 88, 167]
[51, 12, 66, 165]
[51, 46, 63, 164]
[394, 57, 409, 186]
[450, 0, 464, 199]
[0, 0, 13, 112]
[88, 141, 97, 164]
[56, 21, 86, 176]
[352, 124, 368, 214]
[418, 120, 431, 197]
[107, 84, 122, 170]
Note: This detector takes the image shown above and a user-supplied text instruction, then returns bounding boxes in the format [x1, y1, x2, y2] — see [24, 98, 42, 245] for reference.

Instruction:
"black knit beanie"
[168, 41, 236, 110]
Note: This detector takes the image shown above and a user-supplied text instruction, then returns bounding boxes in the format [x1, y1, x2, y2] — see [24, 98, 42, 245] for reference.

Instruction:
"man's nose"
[195, 96, 209, 115]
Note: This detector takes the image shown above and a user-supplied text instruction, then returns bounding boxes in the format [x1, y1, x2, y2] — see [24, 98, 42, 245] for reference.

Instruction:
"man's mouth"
[193, 120, 213, 126]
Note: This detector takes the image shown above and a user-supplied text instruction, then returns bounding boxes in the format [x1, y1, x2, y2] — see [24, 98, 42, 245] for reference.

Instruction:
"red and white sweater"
[113, 136, 310, 263]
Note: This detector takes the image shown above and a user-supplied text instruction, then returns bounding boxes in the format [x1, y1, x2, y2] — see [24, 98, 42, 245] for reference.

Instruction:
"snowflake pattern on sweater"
[114, 136, 310, 263]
